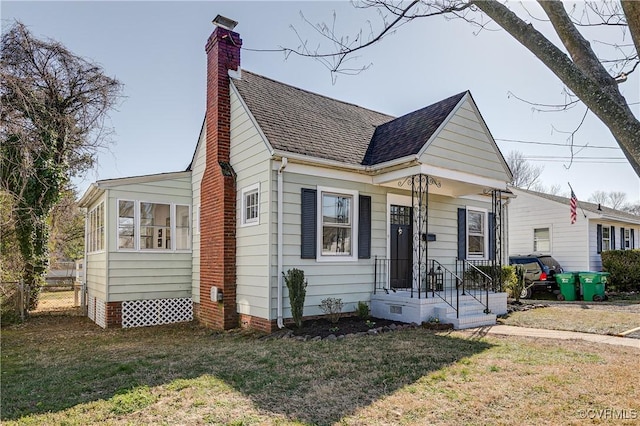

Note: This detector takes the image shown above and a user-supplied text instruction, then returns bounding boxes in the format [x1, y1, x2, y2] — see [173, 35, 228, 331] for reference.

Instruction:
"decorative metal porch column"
[400, 174, 440, 298]
[491, 189, 504, 291]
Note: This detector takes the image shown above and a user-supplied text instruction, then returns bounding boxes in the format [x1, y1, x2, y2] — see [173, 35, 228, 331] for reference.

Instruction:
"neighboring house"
[508, 187, 640, 272]
[78, 17, 513, 331]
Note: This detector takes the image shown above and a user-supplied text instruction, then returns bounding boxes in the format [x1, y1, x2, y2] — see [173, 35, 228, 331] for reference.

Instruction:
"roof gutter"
[272, 150, 366, 172]
[271, 149, 418, 174]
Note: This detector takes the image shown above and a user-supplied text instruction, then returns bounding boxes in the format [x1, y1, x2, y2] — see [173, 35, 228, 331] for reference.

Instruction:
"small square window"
[241, 183, 260, 226]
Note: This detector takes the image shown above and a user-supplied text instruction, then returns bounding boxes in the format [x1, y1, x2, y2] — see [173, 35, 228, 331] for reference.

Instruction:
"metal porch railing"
[373, 256, 464, 318]
[457, 259, 493, 314]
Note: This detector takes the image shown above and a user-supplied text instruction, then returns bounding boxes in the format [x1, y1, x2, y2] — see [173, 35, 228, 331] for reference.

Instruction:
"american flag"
[570, 190, 577, 224]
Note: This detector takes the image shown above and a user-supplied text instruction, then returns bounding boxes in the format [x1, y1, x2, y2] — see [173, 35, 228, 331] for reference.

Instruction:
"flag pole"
[567, 182, 587, 218]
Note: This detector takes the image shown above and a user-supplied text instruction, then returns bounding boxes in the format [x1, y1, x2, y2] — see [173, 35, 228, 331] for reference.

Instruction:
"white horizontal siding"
[270, 171, 495, 321]
[230, 87, 271, 320]
[191, 126, 206, 304]
[107, 252, 192, 301]
[509, 189, 590, 271]
[420, 100, 510, 183]
[86, 252, 107, 301]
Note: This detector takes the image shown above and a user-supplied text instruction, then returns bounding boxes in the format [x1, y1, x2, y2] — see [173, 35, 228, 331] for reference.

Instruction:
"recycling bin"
[578, 272, 609, 302]
[555, 272, 579, 301]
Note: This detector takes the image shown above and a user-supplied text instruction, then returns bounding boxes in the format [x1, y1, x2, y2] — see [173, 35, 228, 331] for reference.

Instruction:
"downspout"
[82, 207, 89, 315]
[277, 157, 288, 328]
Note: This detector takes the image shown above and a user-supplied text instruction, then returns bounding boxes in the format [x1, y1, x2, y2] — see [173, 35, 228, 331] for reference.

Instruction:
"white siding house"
[79, 18, 513, 331]
[509, 188, 640, 272]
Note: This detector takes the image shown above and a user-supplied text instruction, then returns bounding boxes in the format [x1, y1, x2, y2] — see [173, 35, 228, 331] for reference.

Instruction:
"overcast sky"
[4, 1, 639, 204]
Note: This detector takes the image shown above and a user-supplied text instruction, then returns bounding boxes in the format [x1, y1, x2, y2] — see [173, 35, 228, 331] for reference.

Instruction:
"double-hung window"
[87, 202, 105, 253]
[467, 208, 486, 258]
[117, 200, 190, 251]
[601, 226, 611, 251]
[315, 187, 359, 261]
[624, 228, 631, 249]
[241, 183, 260, 226]
[533, 228, 550, 252]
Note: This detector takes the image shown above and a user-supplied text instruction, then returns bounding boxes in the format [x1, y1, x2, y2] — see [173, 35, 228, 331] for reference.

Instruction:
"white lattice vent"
[88, 295, 95, 321]
[122, 298, 193, 328]
[95, 299, 106, 329]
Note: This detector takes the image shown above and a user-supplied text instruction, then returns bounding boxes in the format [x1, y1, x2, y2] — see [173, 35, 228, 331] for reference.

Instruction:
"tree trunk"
[473, 0, 640, 177]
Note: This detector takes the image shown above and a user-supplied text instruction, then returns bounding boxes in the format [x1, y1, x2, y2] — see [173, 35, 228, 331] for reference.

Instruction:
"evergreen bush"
[602, 250, 640, 292]
[283, 268, 307, 328]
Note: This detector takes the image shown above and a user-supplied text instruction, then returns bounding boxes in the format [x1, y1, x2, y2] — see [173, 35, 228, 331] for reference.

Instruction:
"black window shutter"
[632, 229, 635, 249]
[596, 224, 602, 254]
[358, 195, 371, 259]
[301, 188, 317, 259]
[488, 212, 496, 260]
[611, 226, 616, 250]
[620, 227, 625, 250]
[457, 208, 467, 260]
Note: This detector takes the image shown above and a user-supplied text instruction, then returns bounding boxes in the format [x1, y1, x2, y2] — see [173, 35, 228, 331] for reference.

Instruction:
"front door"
[390, 205, 412, 290]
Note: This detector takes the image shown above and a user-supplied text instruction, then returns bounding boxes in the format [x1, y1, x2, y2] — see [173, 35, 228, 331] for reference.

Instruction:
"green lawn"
[500, 304, 640, 335]
[2, 315, 639, 425]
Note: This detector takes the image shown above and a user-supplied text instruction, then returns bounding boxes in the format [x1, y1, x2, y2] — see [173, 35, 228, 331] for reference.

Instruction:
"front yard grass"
[500, 304, 640, 335]
[2, 315, 639, 425]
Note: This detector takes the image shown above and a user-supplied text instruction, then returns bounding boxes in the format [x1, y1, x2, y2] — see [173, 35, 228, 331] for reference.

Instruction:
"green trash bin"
[578, 272, 609, 302]
[555, 272, 579, 301]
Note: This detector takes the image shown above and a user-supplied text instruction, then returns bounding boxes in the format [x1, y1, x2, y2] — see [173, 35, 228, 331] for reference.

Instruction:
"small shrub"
[319, 297, 343, 324]
[514, 265, 526, 302]
[0, 283, 22, 325]
[356, 301, 370, 319]
[602, 250, 640, 292]
[365, 320, 376, 328]
[283, 268, 307, 328]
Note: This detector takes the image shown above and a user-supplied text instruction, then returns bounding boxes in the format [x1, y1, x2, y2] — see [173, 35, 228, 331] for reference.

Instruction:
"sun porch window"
[117, 200, 190, 251]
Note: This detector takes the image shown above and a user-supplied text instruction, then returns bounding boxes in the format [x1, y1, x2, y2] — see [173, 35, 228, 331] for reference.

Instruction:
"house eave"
[95, 171, 192, 187]
[78, 183, 104, 208]
[594, 214, 640, 225]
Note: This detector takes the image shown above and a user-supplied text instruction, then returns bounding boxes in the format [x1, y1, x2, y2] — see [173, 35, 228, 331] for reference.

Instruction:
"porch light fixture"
[212, 15, 238, 31]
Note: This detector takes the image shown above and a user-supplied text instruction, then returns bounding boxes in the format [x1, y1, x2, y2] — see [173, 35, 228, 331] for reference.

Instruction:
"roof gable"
[419, 94, 512, 182]
[362, 92, 466, 166]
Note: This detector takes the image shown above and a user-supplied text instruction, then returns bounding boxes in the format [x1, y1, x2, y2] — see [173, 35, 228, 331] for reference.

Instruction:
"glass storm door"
[390, 205, 412, 290]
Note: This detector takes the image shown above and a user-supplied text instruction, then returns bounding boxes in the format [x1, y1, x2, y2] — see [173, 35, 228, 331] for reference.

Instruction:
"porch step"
[434, 300, 490, 317]
[446, 312, 497, 329]
[434, 299, 497, 330]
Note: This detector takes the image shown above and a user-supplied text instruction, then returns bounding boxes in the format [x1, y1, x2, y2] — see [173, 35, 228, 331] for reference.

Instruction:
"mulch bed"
[265, 316, 453, 341]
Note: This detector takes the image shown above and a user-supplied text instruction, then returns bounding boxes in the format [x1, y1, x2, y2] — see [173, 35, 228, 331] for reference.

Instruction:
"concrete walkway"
[463, 325, 640, 349]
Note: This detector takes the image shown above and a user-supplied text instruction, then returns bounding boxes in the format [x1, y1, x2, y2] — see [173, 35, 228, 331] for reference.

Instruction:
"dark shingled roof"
[232, 71, 467, 166]
[515, 188, 640, 222]
[363, 92, 467, 166]
[233, 71, 392, 165]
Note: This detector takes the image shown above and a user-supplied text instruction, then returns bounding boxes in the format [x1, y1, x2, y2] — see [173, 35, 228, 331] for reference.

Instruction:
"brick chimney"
[199, 16, 242, 329]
